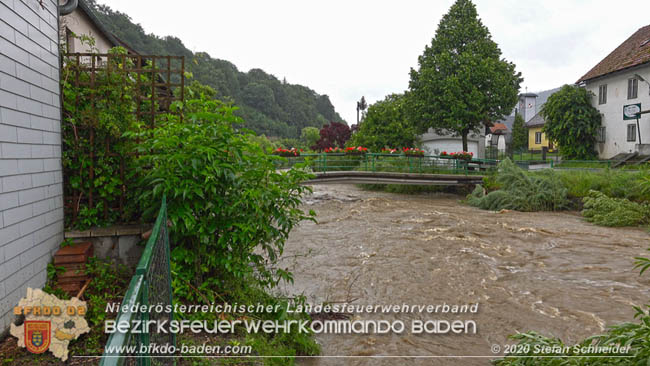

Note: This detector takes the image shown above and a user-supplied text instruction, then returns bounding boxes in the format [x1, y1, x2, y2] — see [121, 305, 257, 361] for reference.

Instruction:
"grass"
[519, 152, 558, 161]
[552, 160, 612, 169]
[498, 150, 559, 162]
[469, 160, 650, 227]
[552, 168, 650, 203]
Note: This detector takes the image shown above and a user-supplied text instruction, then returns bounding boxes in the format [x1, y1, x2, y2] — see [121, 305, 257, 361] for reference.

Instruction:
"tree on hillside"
[349, 94, 417, 151]
[313, 122, 351, 150]
[510, 113, 528, 152]
[541, 85, 601, 160]
[408, 0, 522, 152]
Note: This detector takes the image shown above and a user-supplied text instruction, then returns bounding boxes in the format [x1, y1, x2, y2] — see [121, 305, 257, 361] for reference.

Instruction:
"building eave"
[578, 61, 650, 85]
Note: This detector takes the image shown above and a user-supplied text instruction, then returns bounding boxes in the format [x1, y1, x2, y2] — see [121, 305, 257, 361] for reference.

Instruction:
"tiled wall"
[0, 0, 63, 335]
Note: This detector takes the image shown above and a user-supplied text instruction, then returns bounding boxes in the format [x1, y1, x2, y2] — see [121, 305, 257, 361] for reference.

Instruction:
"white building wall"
[0, 0, 64, 335]
[420, 129, 485, 159]
[60, 6, 114, 53]
[521, 95, 537, 123]
[585, 66, 650, 159]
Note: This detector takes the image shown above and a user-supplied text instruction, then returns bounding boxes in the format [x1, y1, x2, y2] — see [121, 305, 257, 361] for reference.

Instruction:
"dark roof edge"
[577, 25, 650, 83]
[577, 61, 650, 84]
[77, 0, 133, 52]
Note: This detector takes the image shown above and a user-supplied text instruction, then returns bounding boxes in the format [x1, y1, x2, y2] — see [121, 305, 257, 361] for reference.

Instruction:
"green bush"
[467, 159, 569, 211]
[131, 97, 315, 303]
[581, 190, 650, 227]
[541, 85, 601, 160]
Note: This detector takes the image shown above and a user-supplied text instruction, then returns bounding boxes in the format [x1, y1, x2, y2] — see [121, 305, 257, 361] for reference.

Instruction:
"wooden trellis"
[62, 53, 184, 227]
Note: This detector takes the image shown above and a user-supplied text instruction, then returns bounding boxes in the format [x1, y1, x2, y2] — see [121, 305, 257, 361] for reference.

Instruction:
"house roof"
[75, 0, 138, 54]
[577, 25, 650, 83]
[496, 115, 515, 131]
[535, 87, 561, 109]
[489, 122, 508, 134]
[526, 112, 545, 127]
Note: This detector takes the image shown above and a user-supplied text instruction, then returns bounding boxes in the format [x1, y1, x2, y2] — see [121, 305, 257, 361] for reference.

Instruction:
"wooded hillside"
[86, 0, 346, 138]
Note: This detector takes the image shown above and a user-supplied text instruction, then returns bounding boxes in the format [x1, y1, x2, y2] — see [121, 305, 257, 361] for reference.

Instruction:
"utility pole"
[637, 109, 649, 145]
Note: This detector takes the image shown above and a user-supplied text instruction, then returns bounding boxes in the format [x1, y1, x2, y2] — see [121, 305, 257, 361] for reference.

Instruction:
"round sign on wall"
[623, 103, 641, 120]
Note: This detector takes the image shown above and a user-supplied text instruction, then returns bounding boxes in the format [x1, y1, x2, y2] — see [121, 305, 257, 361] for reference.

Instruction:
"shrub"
[467, 159, 569, 211]
[132, 98, 315, 303]
[313, 121, 351, 150]
[581, 190, 650, 227]
[541, 85, 601, 160]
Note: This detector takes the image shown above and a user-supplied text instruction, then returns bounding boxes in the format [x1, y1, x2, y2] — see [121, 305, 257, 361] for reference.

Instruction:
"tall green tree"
[510, 113, 528, 152]
[408, 0, 522, 151]
[541, 85, 601, 160]
[349, 94, 417, 151]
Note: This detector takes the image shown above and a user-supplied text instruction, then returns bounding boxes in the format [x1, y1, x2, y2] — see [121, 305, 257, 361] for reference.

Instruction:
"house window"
[628, 78, 638, 99]
[535, 131, 542, 144]
[627, 124, 637, 142]
[66, 27, 75, 53]
[598, 84, 607, 105]
[597, 126, 606, 143]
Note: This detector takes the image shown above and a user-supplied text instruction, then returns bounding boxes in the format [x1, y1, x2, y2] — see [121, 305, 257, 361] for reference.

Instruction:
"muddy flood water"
[278, 184, 650, 365]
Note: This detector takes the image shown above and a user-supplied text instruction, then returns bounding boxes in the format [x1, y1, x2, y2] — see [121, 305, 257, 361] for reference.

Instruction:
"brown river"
[278, 184, 650, 365]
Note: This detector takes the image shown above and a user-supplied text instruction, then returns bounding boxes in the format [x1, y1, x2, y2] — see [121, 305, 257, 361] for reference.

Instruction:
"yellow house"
[526, 113, 554, 151]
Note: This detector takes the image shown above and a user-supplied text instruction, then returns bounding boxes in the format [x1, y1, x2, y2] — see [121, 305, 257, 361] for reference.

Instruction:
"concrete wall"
[0, 0, 63, 335]
[65, 225, 150, 268]
[585, 66, 650, 159]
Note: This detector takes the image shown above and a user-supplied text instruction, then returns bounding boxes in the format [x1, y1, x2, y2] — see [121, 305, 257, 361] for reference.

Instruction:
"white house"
[420, 129, 486, 159]
[60, 0, 135, 54]
[577, 24, 650, 159]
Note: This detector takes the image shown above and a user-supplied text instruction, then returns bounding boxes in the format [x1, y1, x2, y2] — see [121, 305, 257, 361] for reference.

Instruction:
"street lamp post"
[356, 96, 367, 124]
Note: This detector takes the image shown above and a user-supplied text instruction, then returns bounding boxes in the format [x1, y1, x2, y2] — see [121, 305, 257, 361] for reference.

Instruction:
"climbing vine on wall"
[61, 47, 148, 229]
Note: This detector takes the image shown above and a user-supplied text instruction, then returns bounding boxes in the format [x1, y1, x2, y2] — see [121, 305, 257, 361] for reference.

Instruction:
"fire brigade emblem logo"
[24, 320, 51, 354]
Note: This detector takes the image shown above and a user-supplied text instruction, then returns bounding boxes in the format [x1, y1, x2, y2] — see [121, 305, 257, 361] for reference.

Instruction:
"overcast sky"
[99, 0, 650, 124]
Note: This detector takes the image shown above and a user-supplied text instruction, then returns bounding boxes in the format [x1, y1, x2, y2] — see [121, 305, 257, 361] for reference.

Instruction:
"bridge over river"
[276, 153, 494, 186]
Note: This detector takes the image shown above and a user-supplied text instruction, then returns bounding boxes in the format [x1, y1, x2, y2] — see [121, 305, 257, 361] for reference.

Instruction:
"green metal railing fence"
[275, 153, 649, 173]
[275, 153, 499, 175]
[100, 197, 174, 366]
